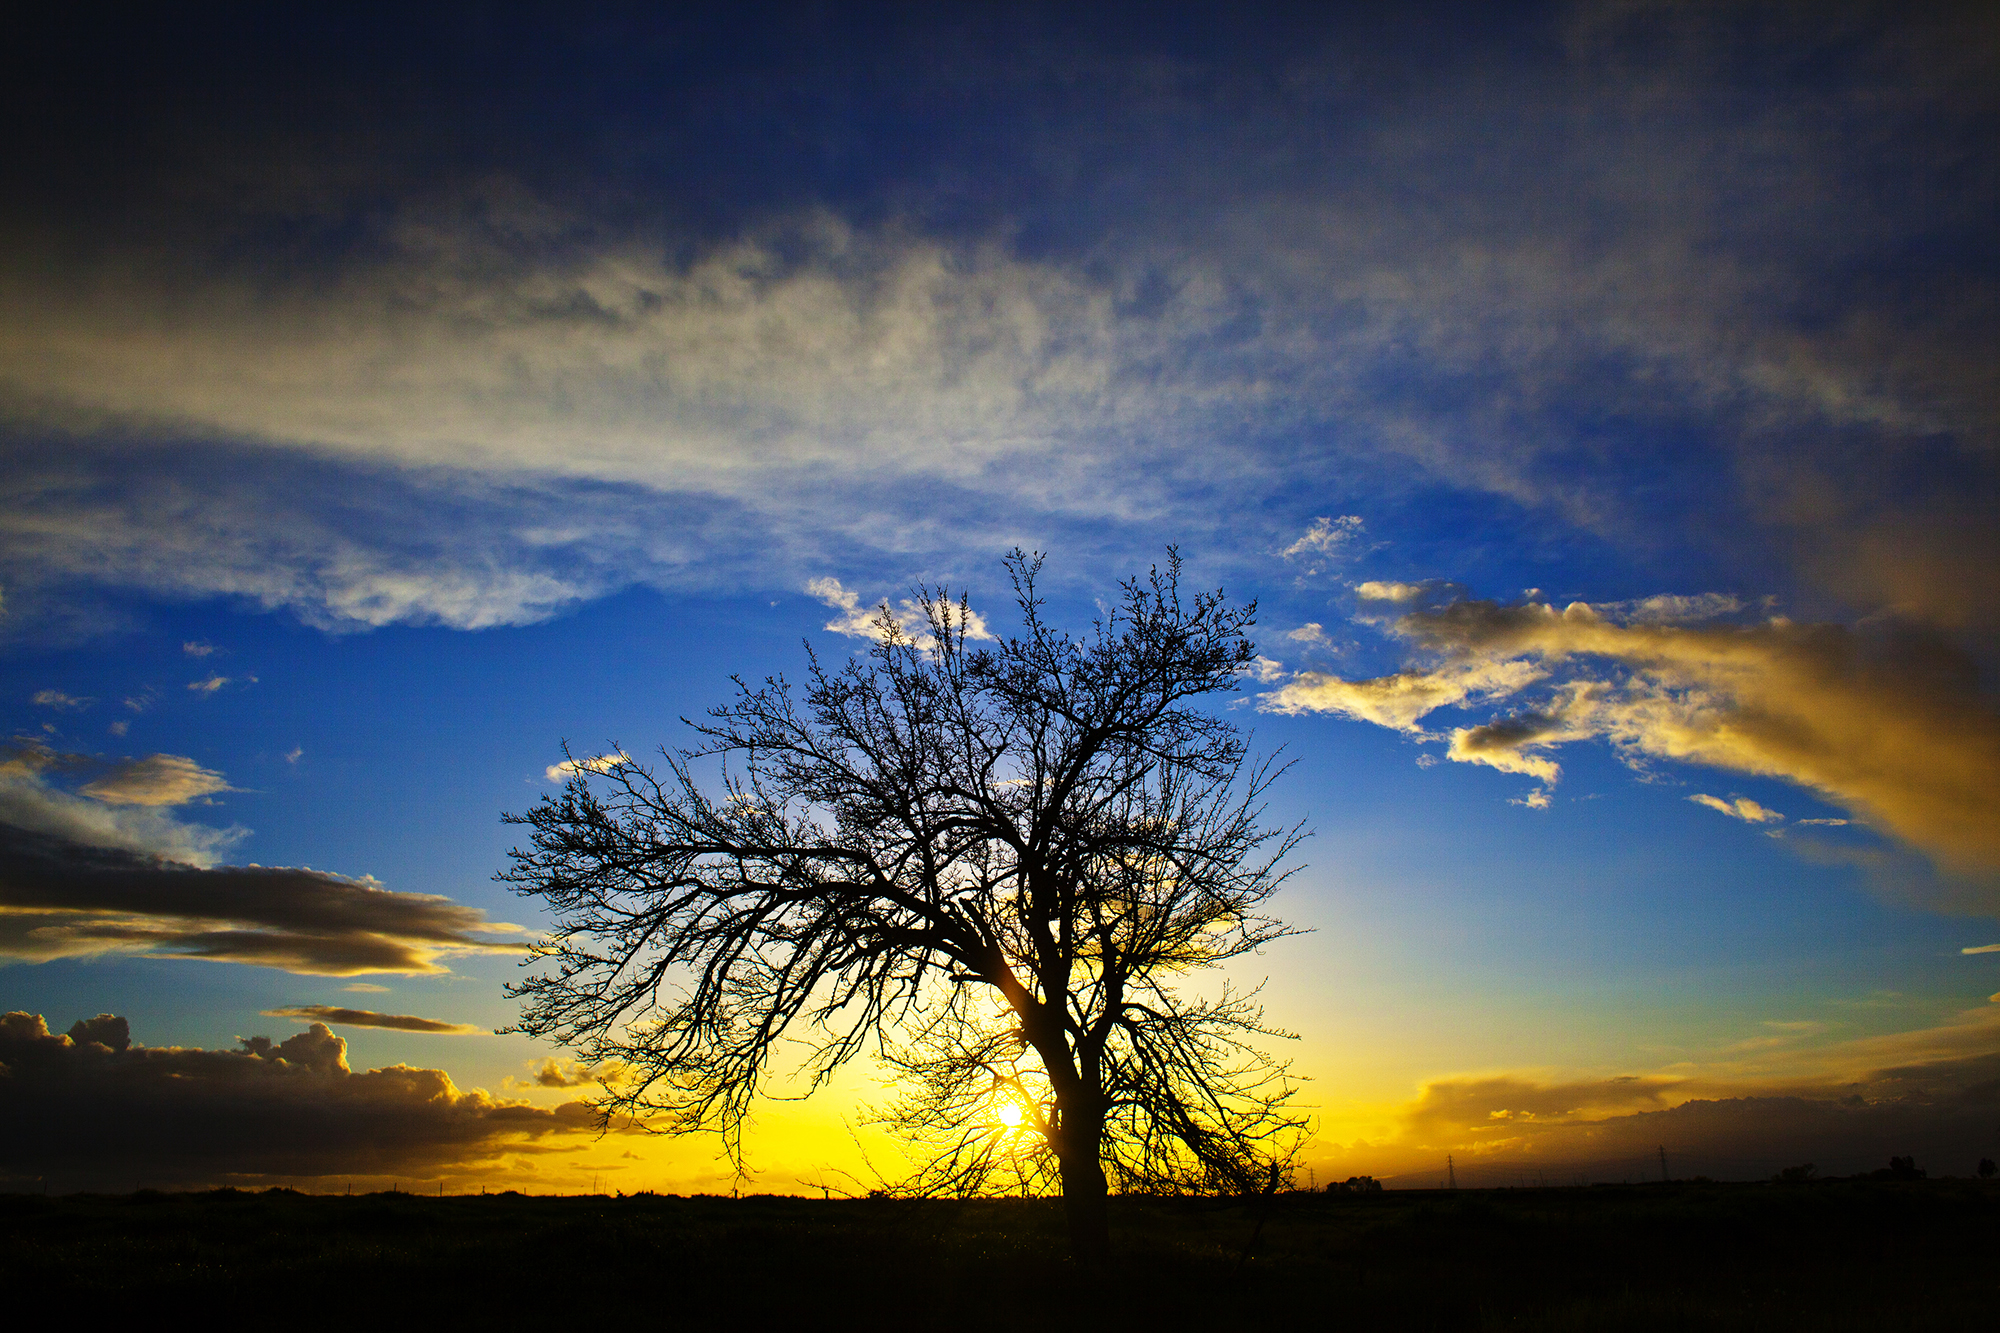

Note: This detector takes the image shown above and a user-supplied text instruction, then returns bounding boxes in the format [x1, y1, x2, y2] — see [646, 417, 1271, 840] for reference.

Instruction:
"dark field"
[5, 1181, 1996, 1329]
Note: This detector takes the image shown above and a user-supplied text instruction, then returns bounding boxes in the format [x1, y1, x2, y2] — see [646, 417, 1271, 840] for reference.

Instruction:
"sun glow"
[997, 1100, 1024, 1128]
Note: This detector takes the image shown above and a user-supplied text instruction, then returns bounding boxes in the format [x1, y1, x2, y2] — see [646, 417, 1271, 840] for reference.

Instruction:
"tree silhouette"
[500, 551, 1307, 1261]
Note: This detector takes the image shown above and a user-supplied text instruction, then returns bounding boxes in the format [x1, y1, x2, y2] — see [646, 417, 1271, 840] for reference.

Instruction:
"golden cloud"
[262, 1005, 483, 1035]
[1265, 598, 2000, 874]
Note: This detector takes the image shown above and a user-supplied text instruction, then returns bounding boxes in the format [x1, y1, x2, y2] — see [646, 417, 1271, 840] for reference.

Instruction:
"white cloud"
[1353, 581, 1428, 605]
[545, 751, 629, 782]
[1282, 516, 1371, 572]
[807, 576, 993, 651]
[183, 640, 218, 657]
[187, 674, 254, 694]
[1690, 794, 1785, 824]
[1601, 593, 1749, 624]
[1239, 656, 1286, 684]
[31, 689, 91, 710]
[0, 12, 1987, 648]
[1285, 623, 1331, 648]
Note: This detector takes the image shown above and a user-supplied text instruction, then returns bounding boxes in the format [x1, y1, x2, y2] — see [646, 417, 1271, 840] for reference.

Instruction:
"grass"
[4, 1180, 1996, 1329]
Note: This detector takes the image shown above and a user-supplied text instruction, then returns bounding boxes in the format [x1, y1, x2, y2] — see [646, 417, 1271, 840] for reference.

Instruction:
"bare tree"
[501, 551, 1307, 1261]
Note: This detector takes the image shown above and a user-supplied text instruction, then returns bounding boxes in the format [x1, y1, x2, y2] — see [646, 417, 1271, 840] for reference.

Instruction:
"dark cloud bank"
[1348, 1043, 2000, 1186]
[0, 1013, 612, 1191]
[0, 824, 526, 975]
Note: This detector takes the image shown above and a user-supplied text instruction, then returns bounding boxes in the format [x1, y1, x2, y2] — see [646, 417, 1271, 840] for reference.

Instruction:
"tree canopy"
[501, 551, 1307, 1259]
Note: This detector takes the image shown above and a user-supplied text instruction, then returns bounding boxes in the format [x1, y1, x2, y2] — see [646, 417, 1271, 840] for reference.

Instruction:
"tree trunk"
[1060, 1123, 1110, 1267]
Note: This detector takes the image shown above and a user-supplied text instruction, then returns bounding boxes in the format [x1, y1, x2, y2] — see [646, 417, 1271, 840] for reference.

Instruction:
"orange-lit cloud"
[529, 1057, 615, 1088]
[1315, 1005, 2000, 1186]
[262, 1005, 482, 1035]
[1689, 794, 1784, 825]
[1264, 597, 2000, 877]
[0, 826, 528, 975]
[77, 753, 234, 806]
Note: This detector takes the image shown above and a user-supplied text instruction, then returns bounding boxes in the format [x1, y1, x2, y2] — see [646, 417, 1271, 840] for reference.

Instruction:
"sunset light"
[1, 6, 1995, 1296]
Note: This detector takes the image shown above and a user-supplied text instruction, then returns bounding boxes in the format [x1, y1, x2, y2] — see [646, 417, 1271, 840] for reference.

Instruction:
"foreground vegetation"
[4, 1180, 1996, 1329]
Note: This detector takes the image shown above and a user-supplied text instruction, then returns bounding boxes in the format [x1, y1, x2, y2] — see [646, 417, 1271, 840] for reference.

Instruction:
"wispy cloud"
[0, 7, 1986, 653]
[78, 754, 234, 806]
[1261, 658, 1546, 733]
[31, 690, 91, 711]
[187, 674, 253, 694]
[1690, 794, 1784, 825]
[1265, 594, 2000, 881]
[262, 1005, 482, 1035]
[1281, 516, 1375, 576]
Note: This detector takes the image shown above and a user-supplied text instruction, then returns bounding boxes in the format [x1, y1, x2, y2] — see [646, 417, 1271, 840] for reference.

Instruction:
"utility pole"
[1447, 1154, 1458, 1190]
[1658, 1145, 1670, 1183]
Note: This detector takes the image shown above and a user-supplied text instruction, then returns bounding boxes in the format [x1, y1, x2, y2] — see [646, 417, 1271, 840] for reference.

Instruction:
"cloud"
[262, 1005, 482, 1035]
[0, 825, 527, 975]
[343, 982, 392, 992]
[30, 690, 90, 710]
[1239, 656, 1286, 684]
[77, 754, 234, 806]
[1286, 623, 1330, 648]
[530, 1058, 614, 1089]
[1353, 582, 1430, 605]
[188, 674, 252, 694]
[1261, 658, 1546, 733]
[1282, 516, 1374, 574]
[183, 640, 217, 656]
[544, 751, 628, 783]
[1690, 793, 1784, 824]
[1274, 595, 2000, 879]
[0, 1012, 612, 1190]
[1322, 1005, 2000, 1184]
[0, 742, 244, 866]
[0, 8, 1988, 647]
[808, 576, 993, 651]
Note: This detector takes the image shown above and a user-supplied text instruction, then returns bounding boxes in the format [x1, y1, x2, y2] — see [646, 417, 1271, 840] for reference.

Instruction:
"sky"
[2, 1, 1996, 1194]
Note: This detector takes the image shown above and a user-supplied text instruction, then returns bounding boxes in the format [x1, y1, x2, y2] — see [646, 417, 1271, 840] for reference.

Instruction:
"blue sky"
[1, 2, 1996, 1192]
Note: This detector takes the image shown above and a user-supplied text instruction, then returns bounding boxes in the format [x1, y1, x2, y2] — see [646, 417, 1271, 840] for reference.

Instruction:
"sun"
[997, 1100, 1024, 1128]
